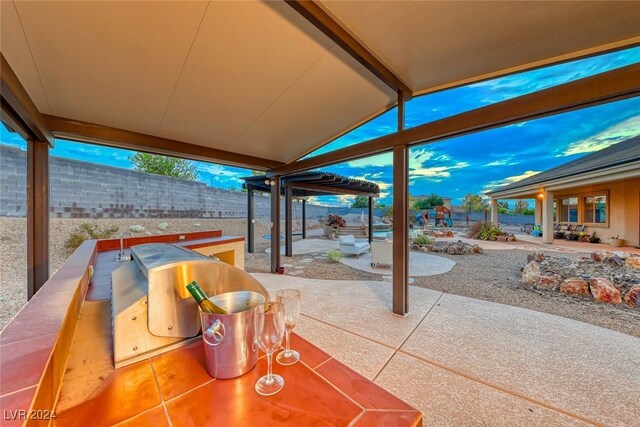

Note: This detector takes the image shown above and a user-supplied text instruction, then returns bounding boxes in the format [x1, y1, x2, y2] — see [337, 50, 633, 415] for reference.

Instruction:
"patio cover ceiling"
[242, 171, 380, 198]
[2, 1, 640, 168]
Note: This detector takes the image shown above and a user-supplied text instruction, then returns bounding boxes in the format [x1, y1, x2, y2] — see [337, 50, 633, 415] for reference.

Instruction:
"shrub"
[158, 222, 169, 230]
[467, 222, 504, 241]
[327, 249, 343, 263]
[412, 235, 432, 245]
[129, 224, 145, 233]
[65, 222, 119, 250]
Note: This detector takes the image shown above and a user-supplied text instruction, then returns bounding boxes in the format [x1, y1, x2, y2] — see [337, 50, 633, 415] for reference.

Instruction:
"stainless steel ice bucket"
[199, 291, 265, 379]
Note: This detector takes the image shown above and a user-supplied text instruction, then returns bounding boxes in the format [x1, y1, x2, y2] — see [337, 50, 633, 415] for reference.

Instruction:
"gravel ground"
[245, 247, 640, 338]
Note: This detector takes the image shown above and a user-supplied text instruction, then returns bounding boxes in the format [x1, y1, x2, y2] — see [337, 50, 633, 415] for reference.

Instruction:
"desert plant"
[65, 222, 119, 251]
[412, 235, 432, 245]
[325, 214, 346, 228]
[327, 249, 343, 263]
[467, 222, 504, 241]
[129, 224, 145, 233]
[158, 222, 169, 230]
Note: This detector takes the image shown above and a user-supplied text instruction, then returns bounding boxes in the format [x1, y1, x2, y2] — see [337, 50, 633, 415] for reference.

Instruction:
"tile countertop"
[0, 231, 422, 426]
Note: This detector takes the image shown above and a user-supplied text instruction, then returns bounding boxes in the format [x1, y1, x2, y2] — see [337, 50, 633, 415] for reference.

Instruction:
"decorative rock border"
[412, 240, 483, 255]
[521, 251, 640, 309]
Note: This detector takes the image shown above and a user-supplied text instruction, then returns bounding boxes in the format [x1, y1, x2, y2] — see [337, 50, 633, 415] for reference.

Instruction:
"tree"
[514, 200, 530, 214]
[497, 201, 510, 214]
[251, 170, 265, 176]
[461, 193, 489, 212]
[413, 194, 444, 210]
[130, 153, 197, 180]
[351, 196, 369, 208]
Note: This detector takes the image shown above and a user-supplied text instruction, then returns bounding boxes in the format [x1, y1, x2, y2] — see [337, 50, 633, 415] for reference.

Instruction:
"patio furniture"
[521, 223, 534, 234]
[338, 234, 370, 258]
[554, 224, 569, 239]
[531, 224, 543, 237]
[567, 224, 586, 240]
[371, 240, 393, 267]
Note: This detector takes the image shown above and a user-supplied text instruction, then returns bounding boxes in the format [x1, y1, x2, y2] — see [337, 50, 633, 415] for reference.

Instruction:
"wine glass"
[253, 302, 285, 396]
[276, 289, 301, 366]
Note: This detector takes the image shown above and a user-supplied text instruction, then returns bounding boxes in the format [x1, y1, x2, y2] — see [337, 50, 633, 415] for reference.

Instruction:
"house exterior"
[487, 136, 640, 247]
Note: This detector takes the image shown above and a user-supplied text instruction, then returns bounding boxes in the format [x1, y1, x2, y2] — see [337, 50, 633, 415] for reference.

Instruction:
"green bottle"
[186, 281, 229, 314]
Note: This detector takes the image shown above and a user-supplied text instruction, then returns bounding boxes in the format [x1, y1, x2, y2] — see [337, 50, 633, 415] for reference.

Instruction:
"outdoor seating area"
[1, 1, 639, 426]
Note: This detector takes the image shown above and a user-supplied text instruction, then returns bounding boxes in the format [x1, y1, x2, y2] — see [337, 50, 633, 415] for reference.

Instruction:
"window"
[560, 197, 578, 222]
[584, 194, 607, 224]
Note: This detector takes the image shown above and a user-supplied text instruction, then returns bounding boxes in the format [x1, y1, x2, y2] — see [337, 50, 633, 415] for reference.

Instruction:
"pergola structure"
[242, 171, 380, 264]
[2, 1, 640, 315]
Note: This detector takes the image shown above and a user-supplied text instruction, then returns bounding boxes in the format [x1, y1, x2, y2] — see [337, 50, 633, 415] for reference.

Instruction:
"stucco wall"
[553, 177, 640, 246]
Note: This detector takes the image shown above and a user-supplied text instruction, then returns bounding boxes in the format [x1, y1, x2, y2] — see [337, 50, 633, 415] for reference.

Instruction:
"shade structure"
[2, 0, 639, 167]
[242, 171, 379, 258]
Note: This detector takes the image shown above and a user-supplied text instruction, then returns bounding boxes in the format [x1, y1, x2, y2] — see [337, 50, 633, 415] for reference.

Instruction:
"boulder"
[613, 251, 628, 260]
[559, 278, 589, 296]
[591, 251, 609, 262]
[624, 285, 640, 309]
[538, 275, 561, 289]
[608, 255, 625, 267]
[521, 262, 541, 285]
[625, 256, 640, 270]
[527, 252, 545, 263]
[589, 278, 622, 304]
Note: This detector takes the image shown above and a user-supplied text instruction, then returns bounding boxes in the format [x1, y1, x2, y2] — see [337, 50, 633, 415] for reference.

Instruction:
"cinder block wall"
[0, 145, 329, 220]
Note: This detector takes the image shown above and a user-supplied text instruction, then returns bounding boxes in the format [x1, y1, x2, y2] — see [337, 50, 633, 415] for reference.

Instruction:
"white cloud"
[562, 115, 640, 156]
[484, 159, 519, 167]
[482, 170, 540, 193]
[411, 162, 469, 179]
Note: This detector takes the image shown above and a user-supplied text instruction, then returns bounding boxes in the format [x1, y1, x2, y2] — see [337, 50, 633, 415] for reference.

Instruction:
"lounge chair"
[370, 240, 392, 267]
[338, 235, 370, 258]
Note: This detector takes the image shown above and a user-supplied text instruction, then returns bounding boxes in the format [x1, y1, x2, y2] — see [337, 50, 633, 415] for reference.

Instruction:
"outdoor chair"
[567, 224, 586, 240]
[370, 240, 393, 267]
[554, 224, 569, 239]
[338, 234, 370, 258]
[521, 223, 534, 234]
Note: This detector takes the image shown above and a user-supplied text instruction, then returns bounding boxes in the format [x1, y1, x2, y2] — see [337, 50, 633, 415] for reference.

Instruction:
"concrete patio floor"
[339, 251, 456, 276]
[252, 273, 640, 426]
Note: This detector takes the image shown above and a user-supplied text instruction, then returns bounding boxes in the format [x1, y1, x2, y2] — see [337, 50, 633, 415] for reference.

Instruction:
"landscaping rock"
[559, 278, 589, 296]
[412, 240, 482, 255]
[613, 251, 628, 260]
[609, 255, 625, 267]
[590, 278, 622, 304]
[538, 275, 561, 289]
[625, 256, 640, 270]
[527, 252, 545, 263]
[624, 285, 640, 309]
[591, 251, 609, 262]
[521, 261, 541, 285]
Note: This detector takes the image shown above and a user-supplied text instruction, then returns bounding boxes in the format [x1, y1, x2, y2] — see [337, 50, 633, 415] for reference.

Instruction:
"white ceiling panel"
[321, 1, 640, 93]
[1, 1, 51, 114]
[11, 0, 208, 135]
[233, 45, 395, 161]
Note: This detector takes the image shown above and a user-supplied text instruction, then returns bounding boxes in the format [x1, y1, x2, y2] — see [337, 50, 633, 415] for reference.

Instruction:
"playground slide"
[445, 217, 453, 227]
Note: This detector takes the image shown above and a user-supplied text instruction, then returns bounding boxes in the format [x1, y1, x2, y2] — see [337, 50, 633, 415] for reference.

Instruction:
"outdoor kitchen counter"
[0, 231, 422, 426]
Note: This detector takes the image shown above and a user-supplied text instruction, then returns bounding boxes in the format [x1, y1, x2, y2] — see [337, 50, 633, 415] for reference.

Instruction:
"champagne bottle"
[186, 281, 229, 314]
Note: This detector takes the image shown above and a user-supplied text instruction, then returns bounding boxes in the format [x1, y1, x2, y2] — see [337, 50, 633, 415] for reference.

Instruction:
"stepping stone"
[381, 275, 414, 284]
[282, 264, 294, 268]
[288, 271, 304, 276]
[294, 266, 305, 270]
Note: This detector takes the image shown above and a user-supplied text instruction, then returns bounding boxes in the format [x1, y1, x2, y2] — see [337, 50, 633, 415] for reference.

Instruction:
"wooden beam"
[285, 0, 412, 98]
[285, 185, 293, 257]
[247, 188, 255, 253]
[43, 115, 283, 171]
[271, 63, 640, 175]
[1, 54, 54, 146]
[392, 92, 408, 316]
[289, 181, 378, 197]
[301, 199, 307, 239]
[270, 177, 282, 273]
[27, 140, 50, 298]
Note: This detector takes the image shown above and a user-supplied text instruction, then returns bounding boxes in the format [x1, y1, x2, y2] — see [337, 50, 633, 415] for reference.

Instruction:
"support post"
[368, 196, 374, 244]
[542, 190, 554, 244]
[490, 199, 499, 226]
[535, 197, 543, 225]
[27, 140, 49, 299]
[270, 176, 281, 273]
[301, 199, 307, 239]
[247, 188, 255, 253]
[285, 185, 293, 257]
[392, 91, 408, 316]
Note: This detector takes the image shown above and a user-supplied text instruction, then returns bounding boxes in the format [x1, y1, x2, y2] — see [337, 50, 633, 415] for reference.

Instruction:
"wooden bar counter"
[0, 231, 422, 426]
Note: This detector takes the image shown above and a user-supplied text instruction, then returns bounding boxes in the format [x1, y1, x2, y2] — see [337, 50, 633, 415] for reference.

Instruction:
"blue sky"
[2, 47, 639, 207]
